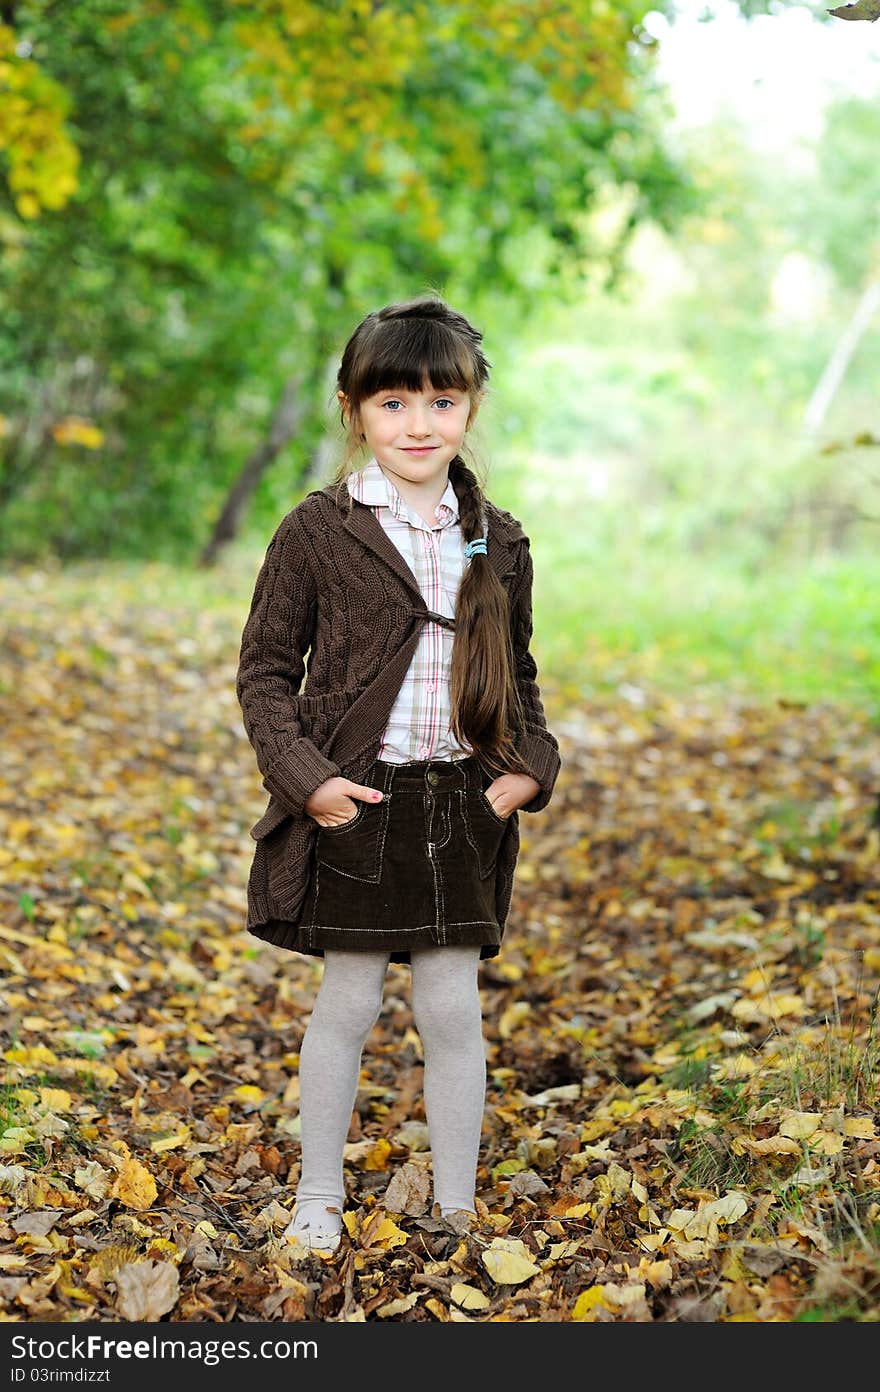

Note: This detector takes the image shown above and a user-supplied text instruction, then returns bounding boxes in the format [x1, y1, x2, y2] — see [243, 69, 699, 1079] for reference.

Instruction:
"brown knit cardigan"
[236, 471, 561, 957]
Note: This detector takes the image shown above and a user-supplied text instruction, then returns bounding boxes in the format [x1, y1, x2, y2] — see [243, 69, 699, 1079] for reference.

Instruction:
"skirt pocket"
[315, 797, 390, 884]
[462, 787, 510, 879]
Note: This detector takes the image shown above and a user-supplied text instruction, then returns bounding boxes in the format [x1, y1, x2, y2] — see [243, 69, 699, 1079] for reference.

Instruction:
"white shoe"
[283, 1200, 343, 1255]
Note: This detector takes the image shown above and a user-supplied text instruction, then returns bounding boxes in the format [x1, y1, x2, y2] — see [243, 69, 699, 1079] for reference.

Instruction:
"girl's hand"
[305, 777, 384, 828]
[482, 772, 541, 819]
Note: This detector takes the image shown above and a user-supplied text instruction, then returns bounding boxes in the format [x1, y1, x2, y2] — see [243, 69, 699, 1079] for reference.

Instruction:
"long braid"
[448, 458, 530, 778]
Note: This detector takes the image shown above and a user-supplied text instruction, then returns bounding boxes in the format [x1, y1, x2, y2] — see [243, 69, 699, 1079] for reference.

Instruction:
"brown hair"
[330, 293, 531, 779]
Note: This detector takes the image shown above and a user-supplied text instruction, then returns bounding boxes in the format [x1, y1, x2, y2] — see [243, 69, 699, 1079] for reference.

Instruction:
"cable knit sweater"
[235, 471, 561, 956]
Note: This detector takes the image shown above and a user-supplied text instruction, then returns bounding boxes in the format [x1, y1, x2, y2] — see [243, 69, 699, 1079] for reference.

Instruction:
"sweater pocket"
[292, 688, 358, 750]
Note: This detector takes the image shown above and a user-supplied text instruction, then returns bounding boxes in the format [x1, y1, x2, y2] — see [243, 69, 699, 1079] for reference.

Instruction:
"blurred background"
[2, 0, 878, 709]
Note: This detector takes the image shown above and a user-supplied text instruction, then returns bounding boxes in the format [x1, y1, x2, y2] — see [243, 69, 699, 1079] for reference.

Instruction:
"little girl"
[236, 294, 561, 1253]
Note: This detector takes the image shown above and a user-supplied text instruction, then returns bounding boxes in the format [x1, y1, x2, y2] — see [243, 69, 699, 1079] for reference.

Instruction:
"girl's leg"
[287, 947, 390, 1246]
[410, 944, 485, 1217]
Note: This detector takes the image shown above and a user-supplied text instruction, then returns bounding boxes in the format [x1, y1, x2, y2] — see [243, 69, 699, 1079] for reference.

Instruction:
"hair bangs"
[353, 318, 479, 404]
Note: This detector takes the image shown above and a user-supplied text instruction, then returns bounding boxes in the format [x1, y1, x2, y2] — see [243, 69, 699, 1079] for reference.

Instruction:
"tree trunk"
[198, 373, 308, 568]
[802, 278, 880, 436]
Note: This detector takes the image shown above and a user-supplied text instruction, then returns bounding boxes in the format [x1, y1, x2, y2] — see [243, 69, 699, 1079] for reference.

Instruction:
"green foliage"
[0, 0, 695, 560]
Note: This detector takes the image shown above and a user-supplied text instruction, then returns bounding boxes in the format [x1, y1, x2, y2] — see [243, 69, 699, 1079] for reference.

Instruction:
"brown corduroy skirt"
[298, 754, 510, 964]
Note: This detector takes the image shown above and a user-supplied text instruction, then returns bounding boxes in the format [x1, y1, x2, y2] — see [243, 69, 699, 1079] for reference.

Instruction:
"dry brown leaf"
[115, 1260, 180, 1321]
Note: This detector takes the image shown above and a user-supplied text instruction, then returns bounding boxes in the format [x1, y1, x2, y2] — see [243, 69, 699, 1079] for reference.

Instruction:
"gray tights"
[294, 944, 486, 1219]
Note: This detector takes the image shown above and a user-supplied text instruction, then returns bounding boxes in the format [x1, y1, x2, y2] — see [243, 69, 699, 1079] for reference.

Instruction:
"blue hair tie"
[464, 535, 488, 558]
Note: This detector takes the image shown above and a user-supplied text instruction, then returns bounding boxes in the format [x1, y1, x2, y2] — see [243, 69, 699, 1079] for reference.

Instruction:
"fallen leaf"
[572, 1285, 612, 1320]
[376, 1292, 420, 1317]
[115, 1260, 179, 1320]
[450, 1282, 491, 1310]
[481, 1237, 540, 1285]
[111, 1157, 157, 1210]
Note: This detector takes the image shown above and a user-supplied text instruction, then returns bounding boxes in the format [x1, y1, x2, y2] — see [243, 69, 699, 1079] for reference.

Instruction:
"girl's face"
[339, 383, 478, 492]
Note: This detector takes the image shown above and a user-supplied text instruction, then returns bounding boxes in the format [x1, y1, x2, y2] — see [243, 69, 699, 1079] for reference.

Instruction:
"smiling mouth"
[402, 446, 437, 452]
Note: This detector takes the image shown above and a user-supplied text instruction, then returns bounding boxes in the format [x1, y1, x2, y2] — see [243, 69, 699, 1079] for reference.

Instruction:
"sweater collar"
[320, 457, 524, 606]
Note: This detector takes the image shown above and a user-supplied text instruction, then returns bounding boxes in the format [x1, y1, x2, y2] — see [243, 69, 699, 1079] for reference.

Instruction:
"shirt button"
[426, 682, 435, 692]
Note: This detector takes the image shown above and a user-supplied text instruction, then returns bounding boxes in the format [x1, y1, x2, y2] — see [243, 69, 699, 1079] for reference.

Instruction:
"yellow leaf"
[544, 1239, 583, 1261]
[362, 1137, 391, 1171]
[0, 1127, 36, 1154]
[844, 1117, 876, 1139]
[51, 416, 104, 449]
[481, 1237, 540, 1285]
[360, 1212, 407, 1250]
[450, 1282, 491, 1310]
[376, 1292, 420, 1317]
[636, 1231, 668, 1252]
[112, 1158, 157, 1211]
[499, 1002, 530, 1038]
[230, 1085, 265, 1105]
[66, 1059, 117, 1087]
[732, 1135, 801, 1157]
[779, 1112, 821, 1139]
[811, 1130, 845, 1155]
[572, 1285, 611, 1320]
[5, 1045, 59, 1070]
[145, 1238, 179, 1260]
[666, 1191, 748, 1240]
[38, 1087, 72, 1112]
[149, 1125, 191, 1154]
[564, 1201, 591, 1218]
[120, 870, 153, 897]
[0, 1254, 30, 1270]
[637, 1257, 673, 1289]
[580, 1119, 614, 1142]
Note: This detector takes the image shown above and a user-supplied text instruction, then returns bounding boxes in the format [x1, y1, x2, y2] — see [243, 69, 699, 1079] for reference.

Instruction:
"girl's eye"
[381, 397, 456, 410]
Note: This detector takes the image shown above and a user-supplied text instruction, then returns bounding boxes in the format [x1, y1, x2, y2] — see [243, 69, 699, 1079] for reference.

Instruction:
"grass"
[531, 534, 880, 713]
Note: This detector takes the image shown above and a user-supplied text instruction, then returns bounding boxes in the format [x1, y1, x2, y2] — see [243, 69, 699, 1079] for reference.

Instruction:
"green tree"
[0, 0, 711, 560]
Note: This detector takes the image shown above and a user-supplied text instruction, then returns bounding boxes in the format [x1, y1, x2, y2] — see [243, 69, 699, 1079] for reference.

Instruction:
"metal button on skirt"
[298, 754, 510, 963]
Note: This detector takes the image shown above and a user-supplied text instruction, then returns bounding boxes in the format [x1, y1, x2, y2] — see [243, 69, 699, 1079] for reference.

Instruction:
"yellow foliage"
[844, 1116, 876, 1139]
[0, 25, 80, 216]
[111, 1157, 158, 1211]
[51, 417, 105, 449]
[571, 1284, 612, 1319]
[481, 1238, 540, 1285]
[359, 1210, 408, 1250]
[362, 1136, 392, 1170]
[229, 1085, 265, 1105]
[450, 1282, 490, 1310]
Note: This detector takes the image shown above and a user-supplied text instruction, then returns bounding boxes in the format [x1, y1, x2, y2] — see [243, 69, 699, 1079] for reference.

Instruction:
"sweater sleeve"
[508, 538, 561, 814]
[236, 510, 341, 818]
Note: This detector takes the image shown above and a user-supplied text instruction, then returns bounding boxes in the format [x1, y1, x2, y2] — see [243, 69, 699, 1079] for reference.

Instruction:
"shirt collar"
[346, 457, 460, 527]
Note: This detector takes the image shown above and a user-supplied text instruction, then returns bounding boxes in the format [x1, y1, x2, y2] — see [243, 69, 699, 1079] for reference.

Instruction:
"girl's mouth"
[402, 447, 437, 454]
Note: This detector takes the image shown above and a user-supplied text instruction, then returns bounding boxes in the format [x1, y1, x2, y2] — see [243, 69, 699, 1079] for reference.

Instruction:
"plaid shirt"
[346, 457, 484, 764]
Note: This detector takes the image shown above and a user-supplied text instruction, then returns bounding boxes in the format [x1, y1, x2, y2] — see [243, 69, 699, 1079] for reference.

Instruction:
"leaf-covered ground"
[1, 577, 879, 1323]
